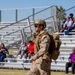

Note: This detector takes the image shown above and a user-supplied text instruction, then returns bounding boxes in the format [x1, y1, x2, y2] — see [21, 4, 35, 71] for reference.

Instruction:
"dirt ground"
[4, 49, 73, 75]
[0, 69, 73, 75]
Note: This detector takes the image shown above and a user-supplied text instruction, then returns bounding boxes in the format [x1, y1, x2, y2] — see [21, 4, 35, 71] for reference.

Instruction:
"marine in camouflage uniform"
[27, 20, 51, 75]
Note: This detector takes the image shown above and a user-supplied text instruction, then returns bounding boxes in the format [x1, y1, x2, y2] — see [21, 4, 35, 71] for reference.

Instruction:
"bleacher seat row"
[0, 34, 74, 71]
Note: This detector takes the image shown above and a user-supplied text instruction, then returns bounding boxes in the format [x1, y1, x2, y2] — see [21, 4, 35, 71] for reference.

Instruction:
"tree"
[56, 6, 66, 32]
[57, 6, 66, 21]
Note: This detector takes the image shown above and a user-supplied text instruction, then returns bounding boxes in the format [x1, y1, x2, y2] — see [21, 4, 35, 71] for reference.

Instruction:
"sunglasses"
[34, 24, 43, 28]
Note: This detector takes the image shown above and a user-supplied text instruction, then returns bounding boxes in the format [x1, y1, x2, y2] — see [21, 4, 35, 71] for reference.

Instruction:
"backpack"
[49, 33, 61, 60]
[39, 31, 61, 60]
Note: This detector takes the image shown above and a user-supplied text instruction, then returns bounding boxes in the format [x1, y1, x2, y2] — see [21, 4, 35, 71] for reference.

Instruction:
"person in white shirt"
[63, 17, 73, 31]
[16, 42, 28, 59]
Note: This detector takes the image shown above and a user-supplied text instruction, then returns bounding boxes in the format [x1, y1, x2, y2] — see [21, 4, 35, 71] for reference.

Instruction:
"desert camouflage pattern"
[27, 30, 51, 75]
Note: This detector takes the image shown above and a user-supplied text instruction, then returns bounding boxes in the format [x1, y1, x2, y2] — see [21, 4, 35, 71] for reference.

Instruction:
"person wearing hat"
[27, 19, 51, 75]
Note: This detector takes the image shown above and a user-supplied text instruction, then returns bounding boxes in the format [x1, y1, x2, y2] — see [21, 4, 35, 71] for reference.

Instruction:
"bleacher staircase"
[0, 22, 29, 48]
[0, 34, 75, 71]
[51, 34, 75, 71]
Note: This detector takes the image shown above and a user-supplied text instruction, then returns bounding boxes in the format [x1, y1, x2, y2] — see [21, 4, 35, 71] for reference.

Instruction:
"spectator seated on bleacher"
[27, 40, 34, 59]
[0, 43, 9, 62]
[65, 48, 75, 74]
[59, 18, 66, 32]
[68, 18, 75, 32]
[60, 13, 75, 34]
[16, 42, 28, 59]
[64, 17, 73, 30]
[64, 18, 75, 35]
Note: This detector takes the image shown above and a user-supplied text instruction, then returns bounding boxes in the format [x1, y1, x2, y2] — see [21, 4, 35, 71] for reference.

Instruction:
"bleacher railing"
[0, 6, 57, 22]
[0, 5, 75, 48]
[0, 6, 58, 48]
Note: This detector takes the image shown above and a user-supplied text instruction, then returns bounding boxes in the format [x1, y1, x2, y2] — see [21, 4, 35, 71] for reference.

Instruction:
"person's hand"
[0, 50, 2, 52]
[31, 56, 36, 61]
[1, 49, 5, 51]
[69, 59, 72, 62]
[0, 49, 4, 52]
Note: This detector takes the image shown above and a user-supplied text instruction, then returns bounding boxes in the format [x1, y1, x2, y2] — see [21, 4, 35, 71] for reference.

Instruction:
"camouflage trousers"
[27, 59, 51, 75]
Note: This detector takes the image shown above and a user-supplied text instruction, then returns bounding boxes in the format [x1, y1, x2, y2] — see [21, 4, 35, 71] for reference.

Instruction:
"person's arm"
[24, 46, 28, 51]
[33, 35, 50, 59]
[2, 48, 8, 54]
[63, 21, 67, 28]
[19, 46, 22, 51]
[69, 53, 72, 59]
[68, 53, 72, 62]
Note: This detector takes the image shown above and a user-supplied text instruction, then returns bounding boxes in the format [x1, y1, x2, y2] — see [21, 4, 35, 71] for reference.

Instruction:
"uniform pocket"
[41, 59, 50, 71]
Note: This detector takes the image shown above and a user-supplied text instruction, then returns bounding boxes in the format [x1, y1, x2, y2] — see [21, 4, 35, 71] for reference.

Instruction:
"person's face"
[73, 18, 75, 22]
[34, 24, 43, 33]
[72, 49, 75, 53]
[66, 17, 70, 21]
[23, 42, 26, 46]
[1, 44, 4, 48]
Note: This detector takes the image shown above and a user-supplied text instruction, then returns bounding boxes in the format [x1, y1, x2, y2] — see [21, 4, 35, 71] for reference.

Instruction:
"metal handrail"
[1, 5, 75, 48]
[0, 5, 56, 30]
[65, 6, 75, 12]
[3, 30, 21, 37]
[1, 5, 75, 37]
[3, 24, 31, 37]
[0, 5, 75, 30]
[2, 16, 54, 39]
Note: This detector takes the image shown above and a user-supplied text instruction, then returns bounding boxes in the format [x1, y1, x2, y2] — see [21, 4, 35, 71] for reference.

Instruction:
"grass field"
[0, 69, 73, 75]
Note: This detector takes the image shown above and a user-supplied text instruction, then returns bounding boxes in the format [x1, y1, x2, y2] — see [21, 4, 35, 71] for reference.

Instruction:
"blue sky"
[0, 0, 75, 9]
[0, 0, 75, 22]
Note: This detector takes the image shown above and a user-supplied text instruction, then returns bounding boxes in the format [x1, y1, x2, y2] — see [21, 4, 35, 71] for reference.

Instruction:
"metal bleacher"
[51, 34, 75, 71]
[0, 5, 58, 48]
[0, 5, 75, 71]
[0, 22, 30, 48]
[0, 33, 75, 71]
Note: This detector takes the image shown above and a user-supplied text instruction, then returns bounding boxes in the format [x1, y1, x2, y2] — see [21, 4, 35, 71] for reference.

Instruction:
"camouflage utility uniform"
[27, 30, 51, 75]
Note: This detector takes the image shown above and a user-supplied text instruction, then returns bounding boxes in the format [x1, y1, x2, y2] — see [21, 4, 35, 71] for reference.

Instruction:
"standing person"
[27, 19, 51, 75]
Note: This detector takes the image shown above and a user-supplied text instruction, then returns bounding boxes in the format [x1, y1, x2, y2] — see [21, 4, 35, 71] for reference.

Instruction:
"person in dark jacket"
[65, 48, 75, 74]
[0, 43, 9, 62]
